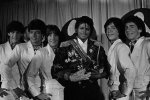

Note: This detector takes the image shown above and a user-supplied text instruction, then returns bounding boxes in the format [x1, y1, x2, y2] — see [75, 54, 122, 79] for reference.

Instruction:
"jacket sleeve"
[26, 50, 42, 97]
[117, 44, 136, 95]
[52, 47, 73, 86]
[98, 46, 110, 78]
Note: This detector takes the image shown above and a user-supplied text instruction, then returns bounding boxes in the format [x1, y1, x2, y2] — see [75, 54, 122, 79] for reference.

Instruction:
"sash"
[69, 39, 94, 71]
[70, 39, 91, 62]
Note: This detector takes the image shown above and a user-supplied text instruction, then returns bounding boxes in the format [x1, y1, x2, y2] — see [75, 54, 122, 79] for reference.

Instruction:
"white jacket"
[27, 44, 64, 98]
[0, 42, 20, 89]
[108, 39, 136, 95]
[130, 37, 150, 88]
[1, 41, 41, 90]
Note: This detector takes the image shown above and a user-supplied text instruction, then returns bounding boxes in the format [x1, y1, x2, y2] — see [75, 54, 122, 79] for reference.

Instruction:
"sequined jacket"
[52, 38, 110, 87]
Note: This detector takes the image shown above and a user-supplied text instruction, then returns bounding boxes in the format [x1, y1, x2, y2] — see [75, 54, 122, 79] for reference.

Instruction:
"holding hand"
[69, 69, 91, 82]
[110, 90, 126, 99]
[0, 88, 9, 97]
[90, 69, 101, 79]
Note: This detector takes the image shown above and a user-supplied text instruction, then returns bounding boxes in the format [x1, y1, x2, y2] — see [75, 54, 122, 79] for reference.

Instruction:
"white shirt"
[77, 38, 88, 53]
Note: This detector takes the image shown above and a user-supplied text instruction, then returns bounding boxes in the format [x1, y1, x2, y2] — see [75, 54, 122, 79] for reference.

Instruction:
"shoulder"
[89, 39, 103, 47]
[143, 37, 150, 49]
[38, 47, 50, 55]
[17, 42, 28, 48]
[60, 40, 71, 47]
[116, 42, 130, 53]
[0, 43, 6, 49]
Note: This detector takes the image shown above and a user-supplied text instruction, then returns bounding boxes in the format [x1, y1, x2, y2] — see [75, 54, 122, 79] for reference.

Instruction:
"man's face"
[47, 32, 59, 48]
[106, 23, 119, 42]
[77, 23, 91, 41]
[8, 31, 23, 44]
[28, 30, 42, 45]
[125, 22, 141, 41]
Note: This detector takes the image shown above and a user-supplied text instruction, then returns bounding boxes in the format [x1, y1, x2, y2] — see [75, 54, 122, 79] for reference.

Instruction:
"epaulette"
[60, 40, 71, 47]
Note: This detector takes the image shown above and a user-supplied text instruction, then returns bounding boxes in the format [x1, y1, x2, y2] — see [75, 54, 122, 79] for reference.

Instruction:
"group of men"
[0, 14, 150, 100]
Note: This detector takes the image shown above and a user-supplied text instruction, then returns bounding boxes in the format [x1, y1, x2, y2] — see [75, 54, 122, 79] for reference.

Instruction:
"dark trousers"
[64, 82, 104, 100]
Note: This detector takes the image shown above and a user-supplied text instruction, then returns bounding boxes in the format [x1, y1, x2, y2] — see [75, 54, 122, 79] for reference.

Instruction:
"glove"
[69, 69, 91, 82]
[90, 69, 107, 79]
[12, 87, 27, 98]
[90, 69, 101, 79]
[0, 88, 9, 97]
[110, 90, 126, 99]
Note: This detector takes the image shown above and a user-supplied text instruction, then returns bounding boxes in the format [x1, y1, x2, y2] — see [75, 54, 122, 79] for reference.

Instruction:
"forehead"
[125, 22, 137, 26]
[29, 29, 41, 32]
[79, 23, 90, 27]
[107, 22, 115, 27]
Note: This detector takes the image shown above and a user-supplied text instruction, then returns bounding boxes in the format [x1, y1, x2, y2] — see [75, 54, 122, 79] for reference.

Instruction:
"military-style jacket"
[52, 38, 110, 87]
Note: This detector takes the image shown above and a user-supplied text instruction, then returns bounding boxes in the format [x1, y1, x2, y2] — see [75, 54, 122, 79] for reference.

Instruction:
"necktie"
[129, 40, 137, 53]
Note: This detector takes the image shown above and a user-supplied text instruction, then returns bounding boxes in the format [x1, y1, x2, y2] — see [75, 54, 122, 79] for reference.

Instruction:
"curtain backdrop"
[0, 0, 149, 100]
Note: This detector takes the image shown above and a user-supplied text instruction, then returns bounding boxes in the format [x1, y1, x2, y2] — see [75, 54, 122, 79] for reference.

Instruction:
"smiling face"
[106, 23, 119, 42]
[28, 30, 42, 45]
[47, 31, 59, 48]
[125, 22, 141, 41]
[76, 23, 91, 42]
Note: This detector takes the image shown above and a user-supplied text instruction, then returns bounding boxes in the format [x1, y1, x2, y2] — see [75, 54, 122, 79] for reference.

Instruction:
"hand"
[69, 69, 91, 82]
[13, 87, 26, 98]
[108, 80, 114, 87]
[139, 90, 150, 99]
[35, 93, 52, 100]
[0, 88, 9, 97]
[110, 90, 126, 99]
[90, 69, 101, 79]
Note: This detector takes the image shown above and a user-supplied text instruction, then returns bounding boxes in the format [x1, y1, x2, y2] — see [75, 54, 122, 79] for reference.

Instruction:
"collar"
[134, 36, 145, 48]
[108, 39, 122, 57]
[27, 41, 43, 51]
[6, 41, 12, 50]
[46, 44, 55, 56]
[77, 38, 88, 45]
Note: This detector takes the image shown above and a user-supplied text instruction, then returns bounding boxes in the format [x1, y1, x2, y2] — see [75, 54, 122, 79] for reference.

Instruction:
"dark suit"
[52, 38, 110, 100]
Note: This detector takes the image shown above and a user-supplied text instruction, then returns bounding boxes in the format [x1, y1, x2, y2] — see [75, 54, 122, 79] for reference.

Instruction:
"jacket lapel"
[27, 41, 35, 61]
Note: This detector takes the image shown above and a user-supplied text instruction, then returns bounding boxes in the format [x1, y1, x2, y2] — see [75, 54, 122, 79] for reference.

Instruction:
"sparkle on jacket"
[52, 38, 110, 87]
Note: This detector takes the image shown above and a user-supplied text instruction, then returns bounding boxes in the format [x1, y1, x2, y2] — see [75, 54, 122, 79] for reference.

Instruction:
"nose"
[12, 32, 17, 38]
[107, 28, 112, 34]
[32, 32, 37, 37]
[125, 26, 130, 32]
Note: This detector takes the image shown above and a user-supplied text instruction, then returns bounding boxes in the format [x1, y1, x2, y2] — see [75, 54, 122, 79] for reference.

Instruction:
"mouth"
[126, 32, 133, 36]
[108, 34, 114, 36]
